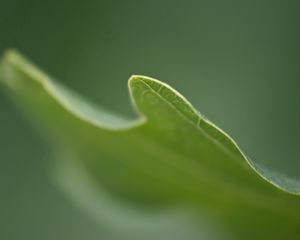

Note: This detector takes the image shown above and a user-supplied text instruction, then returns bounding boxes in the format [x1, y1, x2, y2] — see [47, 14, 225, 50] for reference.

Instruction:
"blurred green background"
[0, 0, 299, 239]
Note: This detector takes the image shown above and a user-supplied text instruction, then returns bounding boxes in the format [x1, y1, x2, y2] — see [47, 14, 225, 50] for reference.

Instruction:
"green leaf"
[1, 50, 300, 239]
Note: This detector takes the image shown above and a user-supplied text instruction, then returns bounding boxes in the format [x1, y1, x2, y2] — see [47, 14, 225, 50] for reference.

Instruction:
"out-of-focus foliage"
[1, 51, 300, 239]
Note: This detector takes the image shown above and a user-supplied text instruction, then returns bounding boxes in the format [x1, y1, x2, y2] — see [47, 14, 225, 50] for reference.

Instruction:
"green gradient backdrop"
[0, 0, 299, 239]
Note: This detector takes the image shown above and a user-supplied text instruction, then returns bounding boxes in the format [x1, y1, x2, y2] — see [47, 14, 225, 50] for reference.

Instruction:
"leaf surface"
[1, 51, 300, 239]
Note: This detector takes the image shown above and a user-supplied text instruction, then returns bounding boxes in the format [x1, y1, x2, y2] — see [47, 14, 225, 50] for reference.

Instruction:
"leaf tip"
[128, 74, 146, 86]
[128, 74, 165, 96]
[128, 74, 151, 103]
[128, 75, 167, 119]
